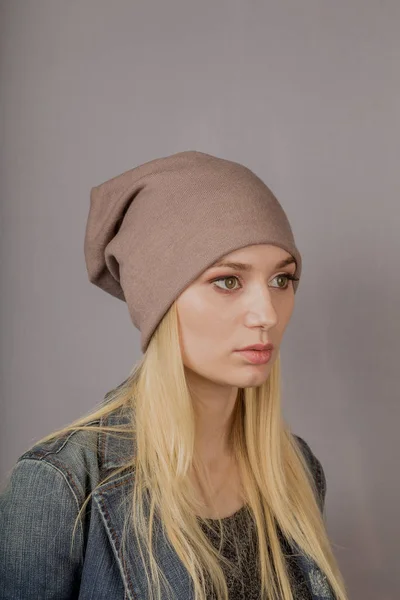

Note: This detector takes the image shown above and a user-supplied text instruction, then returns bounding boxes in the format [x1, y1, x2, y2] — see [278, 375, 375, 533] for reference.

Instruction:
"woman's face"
[176, 244, 297, 390]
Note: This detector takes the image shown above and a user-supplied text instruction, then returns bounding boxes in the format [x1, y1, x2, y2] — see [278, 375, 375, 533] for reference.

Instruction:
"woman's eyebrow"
[210, 256, 296, 271]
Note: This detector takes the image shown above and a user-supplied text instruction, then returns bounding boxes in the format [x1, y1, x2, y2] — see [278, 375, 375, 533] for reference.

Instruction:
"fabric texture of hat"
[84, 150, 302, 353]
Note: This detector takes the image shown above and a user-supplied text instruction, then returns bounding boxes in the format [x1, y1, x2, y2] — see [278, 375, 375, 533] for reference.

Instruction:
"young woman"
[0, 151, 349, 600]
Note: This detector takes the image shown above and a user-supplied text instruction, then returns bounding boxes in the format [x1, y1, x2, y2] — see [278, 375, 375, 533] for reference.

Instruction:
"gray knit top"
[196, 436, 327, 599]
[198, 504, 312, 600]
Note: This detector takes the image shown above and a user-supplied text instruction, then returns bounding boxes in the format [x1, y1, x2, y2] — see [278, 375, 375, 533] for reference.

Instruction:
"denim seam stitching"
[17, 457, 85, 546]
[40, 419, 101, 459]
[19, 419, 101, 462]
[95, 481, 139, 600]
[18, 455, 83, 509]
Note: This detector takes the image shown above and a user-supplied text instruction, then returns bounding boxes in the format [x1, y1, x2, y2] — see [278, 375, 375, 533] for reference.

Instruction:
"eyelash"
[210, 273, 300, 293]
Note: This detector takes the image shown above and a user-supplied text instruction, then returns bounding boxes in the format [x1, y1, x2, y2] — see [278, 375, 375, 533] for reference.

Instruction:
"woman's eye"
[272, 274, 292, 289]
[212, 276, 241, 291]
[211, 274, 294, 292]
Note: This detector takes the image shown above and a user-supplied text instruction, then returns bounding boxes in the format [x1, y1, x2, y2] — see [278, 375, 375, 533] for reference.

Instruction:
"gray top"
[198, 505, 312, 600]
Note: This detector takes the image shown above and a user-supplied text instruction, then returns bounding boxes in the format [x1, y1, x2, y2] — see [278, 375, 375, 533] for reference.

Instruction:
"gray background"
[1, 1, 399, 597]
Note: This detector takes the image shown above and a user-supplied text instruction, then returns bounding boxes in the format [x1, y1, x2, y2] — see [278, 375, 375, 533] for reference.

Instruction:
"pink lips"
[235, 348, 273, 365]
[237, 343, 274, 352]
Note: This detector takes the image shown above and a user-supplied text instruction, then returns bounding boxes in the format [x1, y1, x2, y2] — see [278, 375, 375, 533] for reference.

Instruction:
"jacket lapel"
[92, 408, 193, 600]
[92, 403, 335, 600]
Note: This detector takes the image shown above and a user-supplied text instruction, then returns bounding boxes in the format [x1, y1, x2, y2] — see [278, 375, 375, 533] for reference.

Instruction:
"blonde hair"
[32, 301, 348, 600]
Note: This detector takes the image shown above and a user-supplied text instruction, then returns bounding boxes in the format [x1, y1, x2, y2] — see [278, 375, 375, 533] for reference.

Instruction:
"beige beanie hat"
[84, 150, 302, 353]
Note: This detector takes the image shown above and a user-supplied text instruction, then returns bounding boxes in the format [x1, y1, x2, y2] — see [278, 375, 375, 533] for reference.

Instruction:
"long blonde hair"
[32, 300, 348, 600]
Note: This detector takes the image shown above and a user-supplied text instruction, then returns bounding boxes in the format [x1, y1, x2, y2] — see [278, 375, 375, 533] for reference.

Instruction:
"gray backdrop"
[1, 1, 399, 598]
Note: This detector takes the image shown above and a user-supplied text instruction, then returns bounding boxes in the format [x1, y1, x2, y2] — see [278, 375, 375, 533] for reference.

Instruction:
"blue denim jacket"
[0, 392, 334, 600]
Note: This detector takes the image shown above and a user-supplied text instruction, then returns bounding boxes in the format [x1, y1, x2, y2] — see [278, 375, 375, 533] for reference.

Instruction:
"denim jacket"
[0, 390, 335, 600]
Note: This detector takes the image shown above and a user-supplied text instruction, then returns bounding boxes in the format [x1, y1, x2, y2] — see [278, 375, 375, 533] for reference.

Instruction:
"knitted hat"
[84, 150, 302, 353]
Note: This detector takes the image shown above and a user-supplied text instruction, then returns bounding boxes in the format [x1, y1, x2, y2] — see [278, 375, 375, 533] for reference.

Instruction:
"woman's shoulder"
[292, 433, 327, 512]
[10, 418, 103, 507]
[9, 388, 134, 497]
[0, 412, 116, 599]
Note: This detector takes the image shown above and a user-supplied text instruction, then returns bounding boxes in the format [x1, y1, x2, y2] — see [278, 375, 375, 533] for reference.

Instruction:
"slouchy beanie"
[84, 150, 302, 353]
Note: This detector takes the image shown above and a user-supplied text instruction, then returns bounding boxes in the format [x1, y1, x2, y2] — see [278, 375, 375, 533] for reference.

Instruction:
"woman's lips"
[235, 349, 272, 365]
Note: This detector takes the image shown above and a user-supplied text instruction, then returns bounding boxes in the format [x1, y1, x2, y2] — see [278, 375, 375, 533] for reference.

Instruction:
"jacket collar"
[97, 406, 134, 471]
[93, 399, 335, 600]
